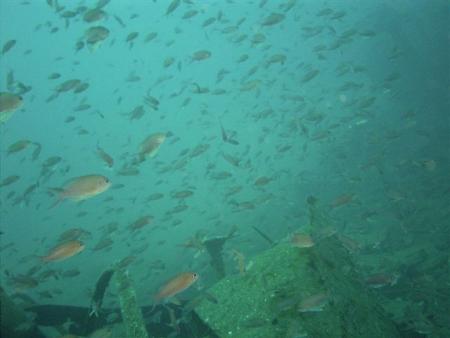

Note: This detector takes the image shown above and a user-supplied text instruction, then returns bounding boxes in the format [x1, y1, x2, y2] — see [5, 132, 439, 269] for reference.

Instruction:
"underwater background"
[0, 0, 449, 337]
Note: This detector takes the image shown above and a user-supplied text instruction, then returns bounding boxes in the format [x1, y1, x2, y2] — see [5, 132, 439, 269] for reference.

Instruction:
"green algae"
[196, 236, 401, 338]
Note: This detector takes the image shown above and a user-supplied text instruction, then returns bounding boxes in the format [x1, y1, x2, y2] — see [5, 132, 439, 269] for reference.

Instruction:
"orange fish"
[50, 175, 111, 207]
[154, 272, 198, 301]
[41, 240, 85, 262]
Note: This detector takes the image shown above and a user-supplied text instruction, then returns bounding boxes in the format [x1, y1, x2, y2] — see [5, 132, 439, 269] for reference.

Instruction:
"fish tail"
[33, 254, 49, 263]
[47, 188, 64, 208]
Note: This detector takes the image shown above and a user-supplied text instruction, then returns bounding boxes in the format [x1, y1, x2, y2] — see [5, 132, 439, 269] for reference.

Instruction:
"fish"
[222, 153, 240, 167]
[7, 140, 32, 155]
[83, 8, 106, 23]
[128, 215, 152, 232]
[365, 273, 398, 288]
[92, 237, 113, 251]
[85, 26, 109, 51]
[154, 272, 199, 301]
[261, 13, 285, 26]
[0, 92, 23, 123]
[231, 249, 246, 276]
[291, 233, 314, 248]
[117, 166, 140, 176]
[74, 82, 89, 94]
[219, 121, 239, 145]
[254, 176, 272, 186]
[58, 228, 91, 242]
[266, 54, 286, 66]
[147, 193, 164, 201]
[219, 121, 228, 142]
[182, 9, 198, 19]
[2, 39, 16, 54]
[41, 240, 85, 262]
[301, 69, 319, 83]
[330, 193, 355, 208]
[138, 132, 166, 162]
[0, 175, 20, 188]
[202, 17, 216, 27]
[55, 79, 81, 93]
[191, 50, 211, 61]
[48, 72, 61, 80]
[166, 0, 181, 16]
[126, 32, 139, 43]
[10, 274, 39, 291]
[96, 146, 114, 168]
[49, 175, 111, 206]
[298, 292, 328, 312]
[144, 32, 158, 42]
[171, 190, 194, 199]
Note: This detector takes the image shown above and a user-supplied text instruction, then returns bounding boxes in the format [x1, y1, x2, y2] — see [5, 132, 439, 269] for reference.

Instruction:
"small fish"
[291, 233, 314, 248]
[83, 8, 106, 23]
[171, 190, 194, 199]
[330, 193, 355, 208]
[231, 249, 246, 276]
[219, 121, 239, 145]
[222, 153, 240, 167]
[166, 0, 181, 15]
[49, 175, 111, 206]
[84, 26, 109, 51]
[302, 69, 319, 83]
[55, 79, 81, 93]
[0, 92, 23, 124]
[261, 13, 285, 26]
[2, 40, 16, 54]
[7, 140, 32, 155]
[137, 132, 166, 162]
[254, 176, 272, 186]
[48, 72, 61, 80]
[191, 50, 211, 61]
[126, 32, 139, 43]
[227, 138, 239, 145]
[298, 292, 328, 312]
[365, 273, 398, 288]
[182, 9, 198, 19]
[154, 272, 198, 301]
[219, 121, 228, 142]
[41, 240, 85, 262]
[147, 193, 164, 201]
[96, 146, 114, 168]
[58, 227, 91, 242]
[11, 275, 39, 291]
[92, 237, 113, 251]
[144, 32, 157, 43]
[128, 215, 152, 231]
[0, 175, 20, 188]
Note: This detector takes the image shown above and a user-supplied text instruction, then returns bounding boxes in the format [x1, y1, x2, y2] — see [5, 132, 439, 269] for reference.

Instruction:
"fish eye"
[193, 273, 198, 278]
[104, 178, 110, 183]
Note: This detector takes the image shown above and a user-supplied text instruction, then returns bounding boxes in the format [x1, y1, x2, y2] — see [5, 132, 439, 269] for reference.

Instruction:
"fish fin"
[36, 254, 49, 263]
[47, 187, 64, 195]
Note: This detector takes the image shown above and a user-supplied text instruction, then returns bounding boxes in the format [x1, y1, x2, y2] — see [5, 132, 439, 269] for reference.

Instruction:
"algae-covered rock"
[196, 236, 401, 338]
